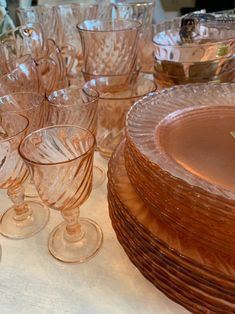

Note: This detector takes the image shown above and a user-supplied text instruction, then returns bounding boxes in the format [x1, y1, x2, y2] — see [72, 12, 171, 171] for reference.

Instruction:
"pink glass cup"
[0, 92, 46, 198]
[0, 112, 49, 239]
[46, 85, 106, 188]
[19, 125, 103, 263]
[77, 19, 142, 76]
[84, 72, 156, 159]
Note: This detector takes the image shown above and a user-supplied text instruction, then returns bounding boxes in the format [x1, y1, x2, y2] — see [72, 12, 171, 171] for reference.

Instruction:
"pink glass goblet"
[46, 86, 106, 188]
[19, 125, 103, 263]
[0, 92, 45, 198]
[0, 112, 49, 239]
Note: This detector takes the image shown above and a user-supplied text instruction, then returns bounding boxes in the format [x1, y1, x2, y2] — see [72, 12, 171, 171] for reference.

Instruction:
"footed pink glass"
[0, 92, 45, 198]
[0, 112, 49, 239]
[19, 126, 103, 263]
[46, 86, 106, 188]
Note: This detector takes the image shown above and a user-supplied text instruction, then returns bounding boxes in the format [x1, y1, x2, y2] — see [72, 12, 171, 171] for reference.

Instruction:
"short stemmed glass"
[19, 125, 103, 263]
[0, 112, 49, 239]
[46, 86, 106, 188]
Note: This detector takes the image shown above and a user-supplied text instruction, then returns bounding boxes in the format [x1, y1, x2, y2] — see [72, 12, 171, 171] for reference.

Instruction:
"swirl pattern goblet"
[0, 112, 49, 239]
[46, 86, 106, 188]
[0, 92, 45, 198]
[19, 125, 103, 263]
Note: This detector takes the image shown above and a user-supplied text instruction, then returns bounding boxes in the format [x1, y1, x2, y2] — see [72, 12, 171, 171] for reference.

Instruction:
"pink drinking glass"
[46, 85, 106, 188]
[0, 92, 46, 198]
[19, 125, 103, 263]
[0, 112, 49, 239]
[77, 19, 142, 76]
[84, 72, 156, 159]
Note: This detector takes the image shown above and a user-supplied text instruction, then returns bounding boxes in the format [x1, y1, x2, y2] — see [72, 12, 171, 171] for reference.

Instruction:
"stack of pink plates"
[107, 83, 235, 312]
[125, 83, 235, 255]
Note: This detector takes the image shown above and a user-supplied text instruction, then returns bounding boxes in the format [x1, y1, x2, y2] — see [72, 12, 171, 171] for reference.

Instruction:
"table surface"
[0, 154, 189, 314]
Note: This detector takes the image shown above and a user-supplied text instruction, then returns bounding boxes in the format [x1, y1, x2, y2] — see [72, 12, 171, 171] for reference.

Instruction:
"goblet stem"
[7, 185, 32, 221]
[61, 207, 84, 242]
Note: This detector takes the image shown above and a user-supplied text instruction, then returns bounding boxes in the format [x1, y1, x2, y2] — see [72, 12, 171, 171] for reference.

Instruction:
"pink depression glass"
[77, 19, 142, 75]
[0, 112, 49, 239]
[0, 92, 45, 198]
[85, 72, 156, 159]
[152, 17, 235, 88]
[46, 85, 106, 188]
[19, 126, 103, 263]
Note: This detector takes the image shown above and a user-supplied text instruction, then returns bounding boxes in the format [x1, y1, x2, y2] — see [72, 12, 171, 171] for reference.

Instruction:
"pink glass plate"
[156, 105, 235, 193]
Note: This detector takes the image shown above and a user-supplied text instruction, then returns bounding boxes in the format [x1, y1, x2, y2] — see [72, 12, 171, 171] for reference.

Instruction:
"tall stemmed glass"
[0, 92, 45, 198]
[46, 86, 106, 188]
[0, 112, 49, 239]
[19, 125, 103, 263]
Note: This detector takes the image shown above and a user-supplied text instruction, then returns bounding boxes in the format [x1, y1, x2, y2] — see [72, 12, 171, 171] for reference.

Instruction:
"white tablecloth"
[0, 154, 189, 314]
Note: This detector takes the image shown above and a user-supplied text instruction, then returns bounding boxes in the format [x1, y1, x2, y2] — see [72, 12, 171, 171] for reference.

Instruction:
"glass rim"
[77, 19, 142, 33]
[0, 112, 29, 144]
[84, 72, 157, 100]
[56, 3, 98, 9]
[19, 125, 96, 166]
[47, 85, 99, 108]
[114, 1, 155, 7]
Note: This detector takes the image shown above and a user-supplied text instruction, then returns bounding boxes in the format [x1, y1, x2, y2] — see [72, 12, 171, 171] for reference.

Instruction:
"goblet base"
[0, 201, 50, 239]
[92, 165, 106, 189]
[48, 217, 103, 263]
